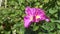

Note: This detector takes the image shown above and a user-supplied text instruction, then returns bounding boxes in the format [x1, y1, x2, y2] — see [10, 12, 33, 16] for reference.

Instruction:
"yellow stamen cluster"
[30, 15, 40, 21]
[30, 16, 33, 21]
[36, 15, 40, 19]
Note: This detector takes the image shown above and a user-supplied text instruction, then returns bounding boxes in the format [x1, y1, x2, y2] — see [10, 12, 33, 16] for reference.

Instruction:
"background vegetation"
[0, 0, 60, 34]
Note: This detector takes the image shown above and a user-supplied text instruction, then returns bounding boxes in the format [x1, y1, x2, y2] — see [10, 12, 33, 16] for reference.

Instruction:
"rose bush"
[0, 0, 60, 34]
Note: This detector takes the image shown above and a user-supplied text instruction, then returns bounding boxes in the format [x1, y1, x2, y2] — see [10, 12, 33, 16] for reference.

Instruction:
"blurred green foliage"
[0, 0, 60, 34]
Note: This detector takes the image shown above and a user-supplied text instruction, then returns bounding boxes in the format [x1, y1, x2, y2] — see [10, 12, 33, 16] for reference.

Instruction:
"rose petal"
[25, 6, 35, 15]
[45, 16, 50, 22]
[34, 8, 46, 21]
[35, 8, 45, 15]
[24, 16, 32, 28]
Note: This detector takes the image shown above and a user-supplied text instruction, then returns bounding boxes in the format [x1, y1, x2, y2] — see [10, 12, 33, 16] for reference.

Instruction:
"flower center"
[30, 16, 33, 21]
[36, 15, 40, 19]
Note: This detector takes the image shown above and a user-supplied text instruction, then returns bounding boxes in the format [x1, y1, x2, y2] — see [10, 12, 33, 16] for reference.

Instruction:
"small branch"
[0, 0, 2, 7]
[5, 0, 7, 8]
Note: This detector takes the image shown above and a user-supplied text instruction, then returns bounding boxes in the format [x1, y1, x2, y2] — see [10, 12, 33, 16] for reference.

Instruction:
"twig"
[5, 0, 7, 8]
[0, 0, 2, 7]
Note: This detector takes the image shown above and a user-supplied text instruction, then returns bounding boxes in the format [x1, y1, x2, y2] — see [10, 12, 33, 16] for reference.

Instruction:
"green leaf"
[35, 2, 40, 6]
[18, 0, 25, 4]
[38, 32, 44, 34]
[43, 0, 49, 3]
[57, 23, 60, 29]
[0, 26, 3, 30]
[57, 30, 60, 34]
[49, 8, 57, 14]
[42, 22, 55, 31]
[5, 31, 11, 34]
[32, 23, 39, 31]
[48, 32, 56, 34]
[57, 1, 60, 6]
[33, 26, 39, 31]
[51, 19, 60, 23]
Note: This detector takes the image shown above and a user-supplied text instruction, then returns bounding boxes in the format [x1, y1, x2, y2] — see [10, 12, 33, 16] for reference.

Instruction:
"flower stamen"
[30, 16, 33, 21]
[36, 15, 40, 19]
